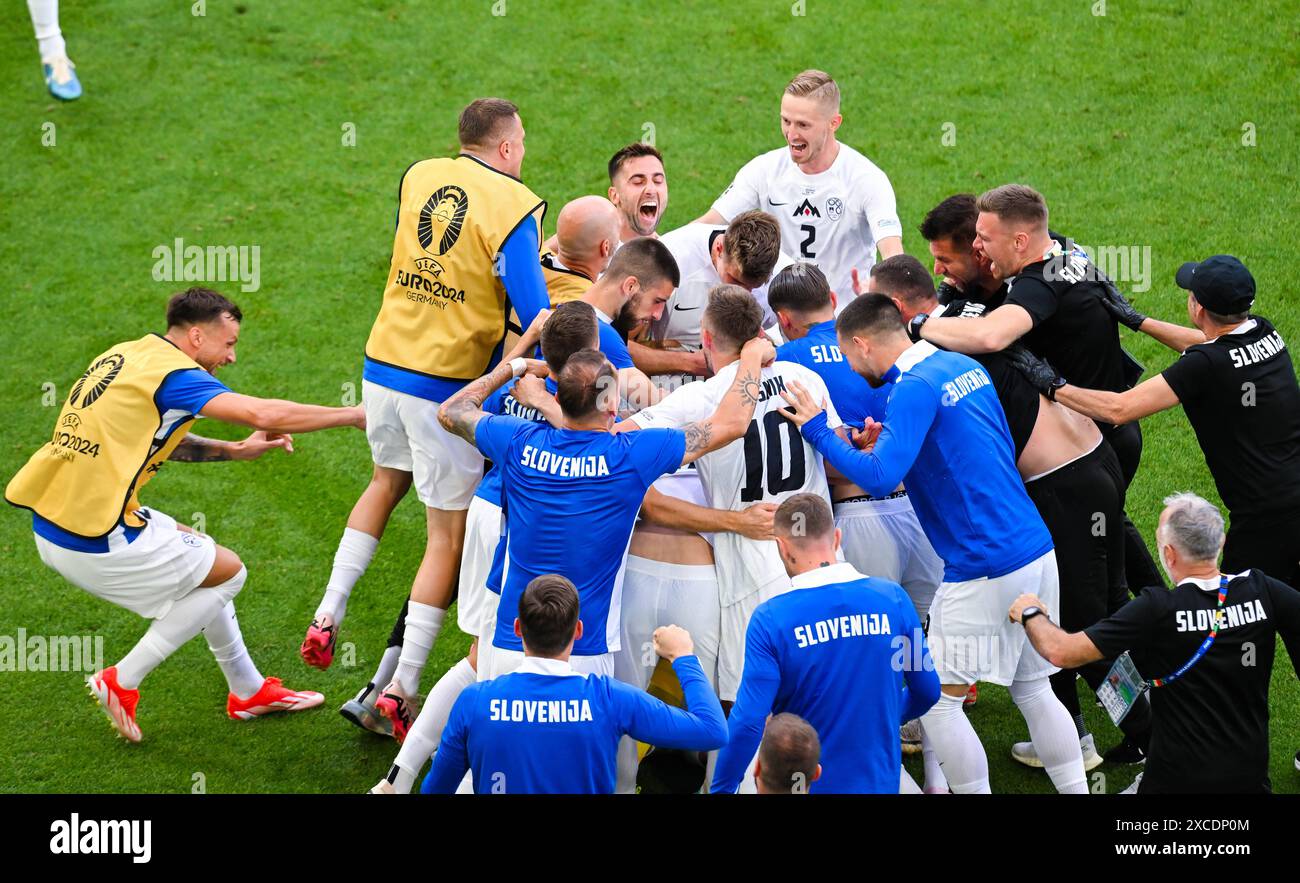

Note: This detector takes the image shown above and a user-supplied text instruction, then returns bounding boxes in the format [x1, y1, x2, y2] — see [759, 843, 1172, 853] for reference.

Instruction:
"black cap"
[1175, 255, 1255, 315]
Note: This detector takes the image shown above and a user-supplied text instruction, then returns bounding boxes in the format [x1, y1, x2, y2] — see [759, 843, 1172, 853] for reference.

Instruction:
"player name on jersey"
[1228, 330, 1286, 369]
[518, 446, 612, 478]
[793, 611, 893, 648]
[488, 697, 596, 723]
[1175, 598, 1268, 633]
[941, 367, 992, 404]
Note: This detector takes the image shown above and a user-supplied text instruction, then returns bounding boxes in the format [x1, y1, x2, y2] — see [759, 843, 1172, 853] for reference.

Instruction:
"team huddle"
[10, 70, 1300, 795]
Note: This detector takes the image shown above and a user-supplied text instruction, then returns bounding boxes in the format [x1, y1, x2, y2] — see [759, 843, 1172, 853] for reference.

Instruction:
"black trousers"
[1104, 420, 1164, 598]
[1027, 442, 1152, 746]
[1222, 509, 1300, 588]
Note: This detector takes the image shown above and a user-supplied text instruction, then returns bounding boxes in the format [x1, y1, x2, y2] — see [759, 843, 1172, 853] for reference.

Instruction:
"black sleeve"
[1160, 349, 1212, 404]
[1004, 276, 1059, 327]
[1267, 577, 1300, 680]
[1084, 587, 1165, 659]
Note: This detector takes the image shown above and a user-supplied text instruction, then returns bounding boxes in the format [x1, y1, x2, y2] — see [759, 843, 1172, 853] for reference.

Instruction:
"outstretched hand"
[234, 430, 295, 459]
[1005, 346, 1064, 398]
[1098, 281, 1147, 331]
[778, 380, 827, 427]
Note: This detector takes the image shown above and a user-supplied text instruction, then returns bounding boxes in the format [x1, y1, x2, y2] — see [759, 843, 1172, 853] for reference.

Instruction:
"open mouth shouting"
[635, 196, 661, 233]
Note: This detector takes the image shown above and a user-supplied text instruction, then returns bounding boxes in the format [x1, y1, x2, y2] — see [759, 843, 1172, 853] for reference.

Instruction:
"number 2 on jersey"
[740, 410, 807, 502]
[800, 224, 816, 258]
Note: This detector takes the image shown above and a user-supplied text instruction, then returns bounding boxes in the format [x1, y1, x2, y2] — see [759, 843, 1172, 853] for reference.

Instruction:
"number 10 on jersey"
[740, 411, 807, 503]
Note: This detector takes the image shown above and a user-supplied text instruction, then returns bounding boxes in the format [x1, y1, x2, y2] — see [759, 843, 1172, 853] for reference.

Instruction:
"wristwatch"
[907, 313, 929, 343]
[1020, 605, 1045, 625]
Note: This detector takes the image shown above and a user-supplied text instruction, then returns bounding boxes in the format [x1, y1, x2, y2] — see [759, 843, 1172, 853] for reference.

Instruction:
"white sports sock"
[316, 527, 379, 625]
[27, 0, 65, 61]
[115, 585, 231, 690]
[615, 736, 639, 794]
[1010, 677, 1088, 794]
[393, 601, 445, 696]
[920, 724, 950, 793]
[918, 691, 991, 794]
[389, 657, 475, 792]
[353, 645, 404, 710]
[202, 602, 264, 700]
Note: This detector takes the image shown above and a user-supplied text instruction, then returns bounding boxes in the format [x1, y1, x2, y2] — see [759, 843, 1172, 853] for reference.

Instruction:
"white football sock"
[393, 601, 445, 696]
[27, 0, 65, 61]
[918, 690, 990, 794]
[920, 724, 950, 793]
[115, 582, 235, 690]
[316, 527, 379, 625]
[202, 602, 264, 700]
[1010, 676, 1088, 794]
[388, 656, 475, 792]
[615, 736, 639, 794]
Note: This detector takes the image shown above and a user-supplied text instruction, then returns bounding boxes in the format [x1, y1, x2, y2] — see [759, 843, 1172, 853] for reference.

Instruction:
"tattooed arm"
[679, 337, 773, 465]
[437, 358, 549, 446]
[169, 431, 294, 462]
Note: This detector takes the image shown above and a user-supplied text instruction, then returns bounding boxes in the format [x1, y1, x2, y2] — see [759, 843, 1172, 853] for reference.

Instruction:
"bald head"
[556, 196, 621, 275]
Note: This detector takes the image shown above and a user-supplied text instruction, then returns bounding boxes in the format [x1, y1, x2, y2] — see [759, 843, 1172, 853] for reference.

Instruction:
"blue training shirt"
[32, 367, 231, 552]
[423, 655, 727, 794]
[474, 415, 686, 656]
[776, 319, 884, 428]
[712, 562, 940, 794]
[800, 341, 1052, 582]
[474, 376, 558, 508]
[362, 221, 551, 402]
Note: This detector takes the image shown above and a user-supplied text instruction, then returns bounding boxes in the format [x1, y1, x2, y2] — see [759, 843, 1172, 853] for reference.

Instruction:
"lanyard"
[1150, 576, 1229, 688]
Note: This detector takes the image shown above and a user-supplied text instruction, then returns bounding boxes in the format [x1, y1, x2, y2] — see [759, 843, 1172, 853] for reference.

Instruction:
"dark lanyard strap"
[1150, 576, 1229, 688]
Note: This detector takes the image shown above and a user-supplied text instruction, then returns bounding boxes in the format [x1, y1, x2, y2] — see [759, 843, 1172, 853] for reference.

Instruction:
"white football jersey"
[651, 223, 794, 387]
[632, 359, 841, 605]
[711, 143, 902, 311]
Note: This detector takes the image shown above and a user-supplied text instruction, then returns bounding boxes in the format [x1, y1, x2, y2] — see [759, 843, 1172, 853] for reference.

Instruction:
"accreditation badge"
[1097, 651, 1147, 725]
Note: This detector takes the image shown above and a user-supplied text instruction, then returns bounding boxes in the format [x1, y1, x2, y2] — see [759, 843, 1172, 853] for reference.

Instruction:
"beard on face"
[612, 300, 643, 342]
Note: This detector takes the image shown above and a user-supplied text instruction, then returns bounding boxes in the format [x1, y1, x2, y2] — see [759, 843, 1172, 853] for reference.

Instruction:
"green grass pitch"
[0, 0, 1295, 793]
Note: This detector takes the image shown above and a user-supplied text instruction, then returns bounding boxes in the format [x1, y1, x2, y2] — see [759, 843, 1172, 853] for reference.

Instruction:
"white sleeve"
[630, 381, 713, 430]
[711, 155, 766, 221]
[861, 168, 903, 245]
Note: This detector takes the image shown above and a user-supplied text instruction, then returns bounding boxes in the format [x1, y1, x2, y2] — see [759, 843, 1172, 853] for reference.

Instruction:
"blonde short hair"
[785, 70, 840, 113]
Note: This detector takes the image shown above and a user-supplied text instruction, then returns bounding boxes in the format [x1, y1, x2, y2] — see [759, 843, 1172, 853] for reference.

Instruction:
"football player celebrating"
[696, 70, 903, 309]
[6, 288, 363, 741]
[608, 142, 669, 244]
[302, 98, 551, 744]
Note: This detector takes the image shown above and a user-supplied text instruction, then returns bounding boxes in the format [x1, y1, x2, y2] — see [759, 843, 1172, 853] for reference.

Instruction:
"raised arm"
[677, 337, 773, 465]
[438, 358, 548, 445]
[617, 626, 728, 751]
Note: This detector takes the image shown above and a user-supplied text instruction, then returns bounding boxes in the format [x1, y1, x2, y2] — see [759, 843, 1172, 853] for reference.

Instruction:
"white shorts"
[456, 496, 502, 638]
[834, 496, 943, 619]
[718, 575, 792, 702]
[927, 550, 1060, 687]
[481, 646, 615, 680]
[613, 556, 721, 692]
[362, 380, 483, 510]
[33, 508, 217, 620]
